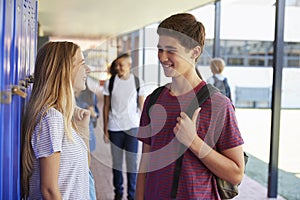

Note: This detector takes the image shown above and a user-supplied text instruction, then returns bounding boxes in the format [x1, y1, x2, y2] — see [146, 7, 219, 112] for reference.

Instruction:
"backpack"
[212, 76, 231, 100]
[108, 74, 140, 108]
[145, 83, 247, 199]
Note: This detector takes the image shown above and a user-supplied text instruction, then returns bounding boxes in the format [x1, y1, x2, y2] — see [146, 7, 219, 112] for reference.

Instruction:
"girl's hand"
[74, 107, 91, 135]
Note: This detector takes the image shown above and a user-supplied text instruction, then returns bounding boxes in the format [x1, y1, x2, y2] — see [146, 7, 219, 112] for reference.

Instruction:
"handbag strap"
[171, 84, 218, 198]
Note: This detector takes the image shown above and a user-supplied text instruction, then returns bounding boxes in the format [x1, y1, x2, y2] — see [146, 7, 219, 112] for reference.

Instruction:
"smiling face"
[72, 48, 90, 93]
[116, 56, 131, 78]
[157, 35, 195, 78]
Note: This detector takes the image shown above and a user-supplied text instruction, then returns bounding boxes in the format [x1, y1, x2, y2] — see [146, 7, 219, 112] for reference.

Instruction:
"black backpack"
[108, 74, 140, 108]
[212, 76, 231, 100]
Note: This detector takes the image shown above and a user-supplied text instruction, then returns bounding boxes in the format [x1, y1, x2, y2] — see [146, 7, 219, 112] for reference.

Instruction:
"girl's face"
[72, 48, 90, 93]
[157, 35, 195, 78]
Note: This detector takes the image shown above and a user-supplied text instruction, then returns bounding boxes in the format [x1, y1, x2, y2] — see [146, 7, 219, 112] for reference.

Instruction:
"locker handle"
[12, 86, 27, 98]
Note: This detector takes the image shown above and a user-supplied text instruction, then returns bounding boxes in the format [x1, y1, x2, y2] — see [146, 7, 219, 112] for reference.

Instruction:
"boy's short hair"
[157, 13, 205, 55]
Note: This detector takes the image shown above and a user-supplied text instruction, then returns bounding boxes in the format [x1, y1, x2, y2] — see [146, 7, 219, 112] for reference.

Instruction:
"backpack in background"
[212, 75, 232, 100]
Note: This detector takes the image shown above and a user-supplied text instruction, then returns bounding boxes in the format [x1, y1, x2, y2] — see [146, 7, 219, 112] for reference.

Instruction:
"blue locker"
[0, 0, 38, 199]
[0, 0, 3, 197]
[1, 0, 15, 199]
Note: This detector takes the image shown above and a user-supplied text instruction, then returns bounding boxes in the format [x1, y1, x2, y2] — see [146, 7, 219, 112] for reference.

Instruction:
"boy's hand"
[173, 108, 201, 147]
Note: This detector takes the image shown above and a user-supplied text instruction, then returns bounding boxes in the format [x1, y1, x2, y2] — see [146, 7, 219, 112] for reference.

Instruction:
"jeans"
[109, 128, 138, 200]
[89, 122, 96, 152]
[89, 169, 96, 200]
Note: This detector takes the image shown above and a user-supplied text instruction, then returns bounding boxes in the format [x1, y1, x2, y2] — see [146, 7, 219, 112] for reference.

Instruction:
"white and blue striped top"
[29, 108, 89, 200]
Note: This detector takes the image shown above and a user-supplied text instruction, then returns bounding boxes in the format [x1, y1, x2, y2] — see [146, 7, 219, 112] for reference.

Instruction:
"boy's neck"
[170, 75, 202, 96]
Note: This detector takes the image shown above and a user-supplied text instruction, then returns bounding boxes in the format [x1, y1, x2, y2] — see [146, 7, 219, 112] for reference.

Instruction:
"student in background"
[76, 81, 99, 153]
[136, 13, 245, 200]
[21, 41, 91, 199]
[207, 58, 232, 100]
[103, 53, 145, 200]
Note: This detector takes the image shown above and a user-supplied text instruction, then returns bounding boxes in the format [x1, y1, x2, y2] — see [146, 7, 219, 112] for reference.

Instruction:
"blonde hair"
[21, 41, 79, 197]
[210, 58, 225, 74]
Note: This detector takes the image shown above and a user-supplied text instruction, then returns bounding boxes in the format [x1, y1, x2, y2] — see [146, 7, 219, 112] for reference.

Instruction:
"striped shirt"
[138, 82, 244, 200]
[29, 108, 89, 200]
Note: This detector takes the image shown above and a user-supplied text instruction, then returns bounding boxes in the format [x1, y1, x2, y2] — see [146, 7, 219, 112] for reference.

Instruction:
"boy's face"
[157, 35, 195, 78]
[117, 57, 131, 77]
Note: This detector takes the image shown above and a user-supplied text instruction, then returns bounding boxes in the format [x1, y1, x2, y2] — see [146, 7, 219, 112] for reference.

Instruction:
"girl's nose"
[85, 65, 91, 73]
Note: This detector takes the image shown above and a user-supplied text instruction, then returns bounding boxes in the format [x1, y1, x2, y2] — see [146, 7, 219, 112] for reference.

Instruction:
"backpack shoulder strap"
[185, 84, 218, 118]
[108, 75, 116, 111]
[134, 75, 140, 93]
[212, 75, 218, 81]
[212, 75, 219, 86]
[134, 75, 140, 108]
[222, 78, 232, 100]
[146, 84, 218, 122]
[145, 86, 165, 119]
[171, 83, 218, 199]
[108, 75, 116, 96]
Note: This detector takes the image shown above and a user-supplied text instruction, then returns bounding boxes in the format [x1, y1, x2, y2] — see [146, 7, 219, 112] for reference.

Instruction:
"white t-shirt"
[103, 74, 145, 131]
[29, 108, 89, 200]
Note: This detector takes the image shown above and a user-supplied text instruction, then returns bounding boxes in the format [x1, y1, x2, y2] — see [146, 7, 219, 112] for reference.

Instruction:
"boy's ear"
[192, 46, 202, 59]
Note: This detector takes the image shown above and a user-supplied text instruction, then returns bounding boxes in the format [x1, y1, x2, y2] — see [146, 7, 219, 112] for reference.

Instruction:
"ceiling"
[38, 0, 215, 39]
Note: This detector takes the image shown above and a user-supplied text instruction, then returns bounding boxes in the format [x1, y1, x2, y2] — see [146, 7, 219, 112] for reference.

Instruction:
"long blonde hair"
[21, 41, 79, 197]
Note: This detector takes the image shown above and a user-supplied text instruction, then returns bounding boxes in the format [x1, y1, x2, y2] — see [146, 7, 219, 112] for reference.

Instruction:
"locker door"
[0, 0, 38, 199]
[0, 0, 16, 199]
[0, 0, 3, 197]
